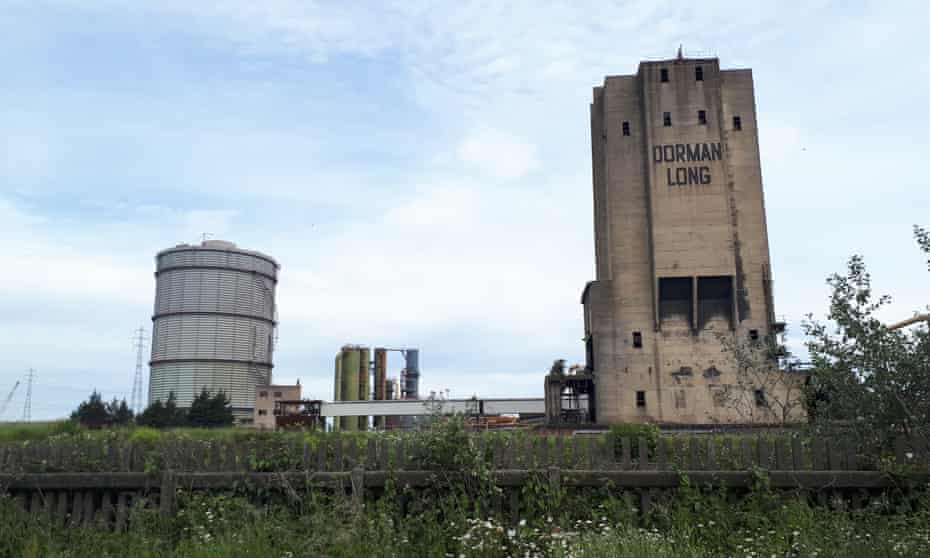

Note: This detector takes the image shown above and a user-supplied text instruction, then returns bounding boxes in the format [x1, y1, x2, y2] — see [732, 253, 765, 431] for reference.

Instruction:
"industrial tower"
[580, 56, 804, 425]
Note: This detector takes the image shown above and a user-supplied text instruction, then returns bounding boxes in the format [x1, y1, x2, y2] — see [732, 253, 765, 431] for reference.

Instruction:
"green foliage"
[136, 392, 187, 429]
[803, 227, 930, 452]
[0, 421, 77, 443]
[108, 398, 134, 426]
[3, 482, 930, 557]
[70, 391, 125, 429]
[606, 423, 660, 460]
[186, 389, 234, 428]
[128, 427, 163, 445]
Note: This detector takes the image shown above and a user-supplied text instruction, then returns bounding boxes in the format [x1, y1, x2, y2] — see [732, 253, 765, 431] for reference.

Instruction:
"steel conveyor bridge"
[319, 398, 543, 417]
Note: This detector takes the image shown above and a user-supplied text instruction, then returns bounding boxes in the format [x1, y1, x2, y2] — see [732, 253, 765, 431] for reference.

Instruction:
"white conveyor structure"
[319, 398, 544, 417]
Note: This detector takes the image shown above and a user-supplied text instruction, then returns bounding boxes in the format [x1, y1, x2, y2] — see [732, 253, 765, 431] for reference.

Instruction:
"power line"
[131, 327, 147, 414]
[22, 368, 34, 422]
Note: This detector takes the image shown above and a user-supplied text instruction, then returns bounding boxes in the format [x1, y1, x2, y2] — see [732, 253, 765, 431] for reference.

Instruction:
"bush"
[606, 423, 661, 460]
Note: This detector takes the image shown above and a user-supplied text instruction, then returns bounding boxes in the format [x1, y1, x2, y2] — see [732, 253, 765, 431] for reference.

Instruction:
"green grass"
[2, 490, 930, 558]
[0, 421, 78, 443]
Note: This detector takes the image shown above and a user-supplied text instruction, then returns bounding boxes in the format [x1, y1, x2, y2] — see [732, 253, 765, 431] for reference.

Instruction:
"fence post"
[160, 471, 176, 518]
[548, 466, 561, 511]
[351, 466, 365, 512]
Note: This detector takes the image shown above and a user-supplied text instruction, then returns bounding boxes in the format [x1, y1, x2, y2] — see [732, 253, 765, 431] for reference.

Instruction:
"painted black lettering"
[675, 144, 686, 162]
[675, 168, 688, 185]
[667, 168, 675, 186]
[687, 144, 701, 161]
[711, 143, 722, 160]
[663, 145, 675, 162]
[653, 146, 663, 163]
[687, 167, 699, 184]
[701, 143, 711, 161]
[700, 166, 711, 184]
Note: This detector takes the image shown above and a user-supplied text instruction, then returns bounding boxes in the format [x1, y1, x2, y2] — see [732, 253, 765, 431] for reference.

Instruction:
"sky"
[1, 1, 928, 421]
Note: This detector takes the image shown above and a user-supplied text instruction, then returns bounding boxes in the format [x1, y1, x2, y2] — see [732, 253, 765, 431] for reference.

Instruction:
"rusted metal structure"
[545, 367, 596, 426]
[273, 399, 323, 430]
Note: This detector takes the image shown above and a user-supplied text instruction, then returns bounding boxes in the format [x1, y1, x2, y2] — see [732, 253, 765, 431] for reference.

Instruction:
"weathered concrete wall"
[584, 57, 801, 425]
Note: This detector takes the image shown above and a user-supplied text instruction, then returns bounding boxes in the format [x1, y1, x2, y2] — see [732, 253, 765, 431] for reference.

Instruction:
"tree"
[71, 391, 111, 428]
[136, 392, 187, 428]
[714, 330, 808, 425]
[107, 398, 134, 426]
[187, 389, 234, 428]
[803, 226, 930, 451]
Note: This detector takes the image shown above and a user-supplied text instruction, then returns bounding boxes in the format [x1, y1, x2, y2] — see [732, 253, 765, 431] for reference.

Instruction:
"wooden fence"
[2, 435, 929, 529]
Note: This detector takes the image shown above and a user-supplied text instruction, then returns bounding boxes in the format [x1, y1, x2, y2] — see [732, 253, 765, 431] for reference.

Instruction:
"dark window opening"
[733, 115, 742, 130]
[697, 276, 734, 330]
[698, 110, 707, 125]
[632, 331, 643, 348]
[695, 66, 703, 81]
[749, 329, 760, 341]
[660, 68, 669, 82]
[663, 112, 672, 127]
[259, 391, 268, 398]
[274, 391, 283, 397]
[636, 391, 646, 408]
[622, 121, 630, 136]
[659, 277, 693, 326]
[258, 409, 268, 416]
[754, 389, 768, 408]
[674, 390, 686, 409]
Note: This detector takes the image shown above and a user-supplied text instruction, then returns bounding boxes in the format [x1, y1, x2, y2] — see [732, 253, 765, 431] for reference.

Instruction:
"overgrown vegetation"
[804, 225, 930, 452]
[1, 471, 929, 557]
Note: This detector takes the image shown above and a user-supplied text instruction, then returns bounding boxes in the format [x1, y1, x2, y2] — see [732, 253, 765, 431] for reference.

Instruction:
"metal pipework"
[888, 313, 930, 331]
[402, 349, 420, 400]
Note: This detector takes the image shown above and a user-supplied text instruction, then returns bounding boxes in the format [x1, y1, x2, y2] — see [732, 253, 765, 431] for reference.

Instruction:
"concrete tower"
[582, 57, 797, 425]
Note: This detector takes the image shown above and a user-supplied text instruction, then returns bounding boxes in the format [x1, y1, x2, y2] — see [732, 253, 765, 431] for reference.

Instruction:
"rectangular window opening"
[733, 115, 742, 130]
[697, 276, 734, 330]
[663, 112, 672, 127]
[274, 391, 283, 397]
[698, 110, 707, 125]
[695, 66, 703, 81]
[636, 391, 646, 408]
[259, 391, 268, 398]
[622, 121, 630, 136]
[660, 68, 669, 82]
[754, 389, 768, 408]
[258, 409, 267, 416]
[659, 277, 693, 327]
[749, 329, 760, 341]
[632, 331, 643, 348]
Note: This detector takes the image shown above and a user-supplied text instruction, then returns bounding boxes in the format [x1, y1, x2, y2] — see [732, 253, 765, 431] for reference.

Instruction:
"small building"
[253, 382, 301, 430]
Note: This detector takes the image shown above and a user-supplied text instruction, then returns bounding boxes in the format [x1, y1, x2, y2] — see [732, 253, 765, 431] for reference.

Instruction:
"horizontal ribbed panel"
[154, 268, 275, 320]
[149, 245, 278, 415]
[148, 361, 271, 412]
[158, 249, 277, 278]
[151, 314, 273, 363]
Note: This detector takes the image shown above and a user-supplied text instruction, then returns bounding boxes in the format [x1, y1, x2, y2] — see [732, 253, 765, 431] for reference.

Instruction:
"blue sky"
[1, 1, 928, 420]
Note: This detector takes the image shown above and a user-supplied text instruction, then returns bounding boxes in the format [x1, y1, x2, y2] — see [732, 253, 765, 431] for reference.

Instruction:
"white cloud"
[383, 185, 477, 226]
[457, 130, 539, 180]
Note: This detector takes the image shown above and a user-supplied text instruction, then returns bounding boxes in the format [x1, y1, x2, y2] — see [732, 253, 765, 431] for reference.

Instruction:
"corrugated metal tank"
[338, 347, 360, 431]
[149, 240, 278, 419]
